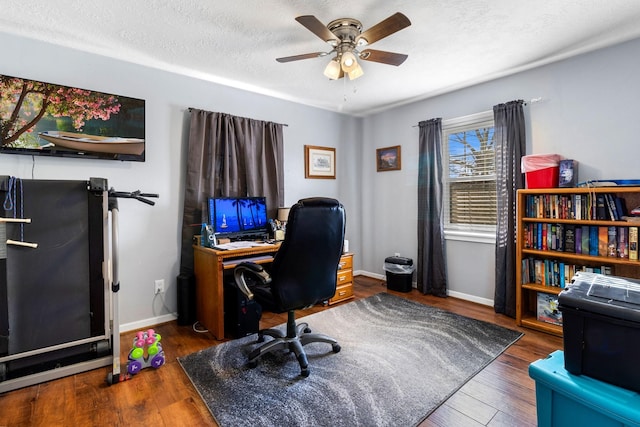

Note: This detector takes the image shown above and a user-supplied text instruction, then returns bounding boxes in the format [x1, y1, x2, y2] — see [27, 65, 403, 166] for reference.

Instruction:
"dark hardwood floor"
[0, 276, 562, 426]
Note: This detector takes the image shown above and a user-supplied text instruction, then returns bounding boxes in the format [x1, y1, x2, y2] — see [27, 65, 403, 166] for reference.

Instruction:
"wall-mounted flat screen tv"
[208, 197, 268, 238]
[0, 74, 145, 161]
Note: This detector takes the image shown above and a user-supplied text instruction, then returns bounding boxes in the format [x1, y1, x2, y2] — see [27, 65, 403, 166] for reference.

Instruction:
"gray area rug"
[178, 293, 522, 427]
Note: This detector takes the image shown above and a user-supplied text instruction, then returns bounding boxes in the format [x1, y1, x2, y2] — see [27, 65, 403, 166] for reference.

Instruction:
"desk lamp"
[275, 207, 290, 241]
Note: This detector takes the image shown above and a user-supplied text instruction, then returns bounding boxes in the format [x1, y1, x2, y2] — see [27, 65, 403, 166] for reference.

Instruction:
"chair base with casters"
[247, 310, 341, 377]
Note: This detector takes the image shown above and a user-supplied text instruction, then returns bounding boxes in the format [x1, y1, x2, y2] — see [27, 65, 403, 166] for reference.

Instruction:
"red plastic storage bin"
[526, 166, 559, 189]
[522, 154, 562, 189]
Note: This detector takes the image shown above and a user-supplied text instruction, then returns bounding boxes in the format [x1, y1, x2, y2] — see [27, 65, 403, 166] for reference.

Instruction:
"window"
[442, 111, 496, 236]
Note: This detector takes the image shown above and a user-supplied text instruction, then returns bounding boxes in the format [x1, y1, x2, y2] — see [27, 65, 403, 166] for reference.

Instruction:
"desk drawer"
[330, 282, 354, 305]
[337, 269, 352, 285]
[338, 255, 353, 271]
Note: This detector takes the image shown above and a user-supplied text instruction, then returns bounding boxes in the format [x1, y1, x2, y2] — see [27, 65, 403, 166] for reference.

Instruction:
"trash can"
[384, 256, 414, 292]
[521, 154, 563, 189]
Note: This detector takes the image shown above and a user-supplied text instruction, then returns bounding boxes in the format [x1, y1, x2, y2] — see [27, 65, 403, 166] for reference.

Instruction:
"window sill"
[444, 229, 495, 244]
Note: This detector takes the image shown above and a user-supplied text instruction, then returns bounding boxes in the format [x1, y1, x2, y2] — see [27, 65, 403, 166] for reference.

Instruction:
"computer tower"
[223, 281, 262, 338]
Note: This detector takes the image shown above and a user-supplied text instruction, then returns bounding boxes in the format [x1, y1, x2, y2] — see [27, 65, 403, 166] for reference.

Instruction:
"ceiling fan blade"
[359, 49, 408, 66]
[276, 52, 326, 63]
[357, 12, 411, 45]
[295, 15, 338, 43]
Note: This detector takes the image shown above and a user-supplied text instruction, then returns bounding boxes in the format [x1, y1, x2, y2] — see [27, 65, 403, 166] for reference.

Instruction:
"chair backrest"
[270, 197, 346, 311]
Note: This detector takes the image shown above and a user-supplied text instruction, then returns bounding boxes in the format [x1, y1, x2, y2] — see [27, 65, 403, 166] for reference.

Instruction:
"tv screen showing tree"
[0, 74, 145, 162]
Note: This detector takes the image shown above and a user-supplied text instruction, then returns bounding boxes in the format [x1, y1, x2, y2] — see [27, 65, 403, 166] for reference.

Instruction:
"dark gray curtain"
[493, 100, 525, 317]
[417, 118, 447, 296]
[179, 109, 284, 275]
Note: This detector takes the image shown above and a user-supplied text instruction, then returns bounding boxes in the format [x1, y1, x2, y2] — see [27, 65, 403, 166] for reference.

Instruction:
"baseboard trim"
[121, 313, 177, 333]
[120, 274, 493, 331]
[356, 270, 384, 280]
[355, 271, 493, 307]
[447, 290, 493, 307]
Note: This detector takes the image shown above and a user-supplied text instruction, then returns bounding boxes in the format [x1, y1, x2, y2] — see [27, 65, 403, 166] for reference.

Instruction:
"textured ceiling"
[2, 0, 640, 116]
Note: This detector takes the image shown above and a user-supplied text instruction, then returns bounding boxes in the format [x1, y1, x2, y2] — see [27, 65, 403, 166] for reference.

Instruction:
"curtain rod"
[187, 108, 288, 127]
[411, 98, 536, 127]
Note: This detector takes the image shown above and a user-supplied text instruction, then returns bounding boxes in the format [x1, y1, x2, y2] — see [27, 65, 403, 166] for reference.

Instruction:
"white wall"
[3, 31, 640, 326]
[0, 32, 361, 328]
[361, 37, 640, 303]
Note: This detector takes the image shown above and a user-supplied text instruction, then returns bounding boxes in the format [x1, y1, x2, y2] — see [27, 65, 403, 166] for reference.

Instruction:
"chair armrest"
[233, 262, 272, 300]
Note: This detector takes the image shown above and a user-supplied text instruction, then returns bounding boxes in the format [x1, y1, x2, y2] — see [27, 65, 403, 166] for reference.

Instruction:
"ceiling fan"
[276, 12, 411, 80]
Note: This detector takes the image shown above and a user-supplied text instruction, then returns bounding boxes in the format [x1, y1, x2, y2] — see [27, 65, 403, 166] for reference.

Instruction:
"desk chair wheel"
[248, 361, 257, 369]
[332, 343, 341, 353]
[301, 368, 310, 377]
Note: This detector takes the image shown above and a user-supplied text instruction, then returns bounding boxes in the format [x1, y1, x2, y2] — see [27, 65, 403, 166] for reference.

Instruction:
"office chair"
[233, 197, 345, 377]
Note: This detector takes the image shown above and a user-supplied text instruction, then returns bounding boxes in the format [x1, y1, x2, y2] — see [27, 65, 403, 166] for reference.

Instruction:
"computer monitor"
[208, 196, 268, 238]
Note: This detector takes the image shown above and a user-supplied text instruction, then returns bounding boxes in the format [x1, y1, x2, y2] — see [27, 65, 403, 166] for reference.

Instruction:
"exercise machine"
[0, 177, 157, 392]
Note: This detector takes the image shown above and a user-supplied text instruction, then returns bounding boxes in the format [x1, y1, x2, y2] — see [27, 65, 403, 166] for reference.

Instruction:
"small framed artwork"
[304, 145, 336, 179]
[376, 145, 401, 172]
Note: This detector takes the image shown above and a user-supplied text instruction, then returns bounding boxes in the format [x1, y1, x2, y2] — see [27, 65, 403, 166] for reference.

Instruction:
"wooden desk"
[193, 243, 280, 339]
[193, 244, 355, 339]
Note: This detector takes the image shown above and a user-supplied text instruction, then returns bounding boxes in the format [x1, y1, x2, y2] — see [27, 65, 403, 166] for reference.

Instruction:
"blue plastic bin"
[529, 350, 640, 427]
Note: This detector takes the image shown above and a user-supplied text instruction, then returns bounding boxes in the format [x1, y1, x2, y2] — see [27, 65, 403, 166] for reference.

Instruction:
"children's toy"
[127, 329, 165, 375]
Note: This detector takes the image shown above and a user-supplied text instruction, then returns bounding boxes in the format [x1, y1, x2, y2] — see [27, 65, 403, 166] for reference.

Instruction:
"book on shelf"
[581, 225, 590, 254]
[630, 226, 639, 261]
[549, 224, 557, 251]
[589, 226, 599, 256]
[564, 224, 576, 253]
[575, 194, 582, 220]
[575, 226, 582, 254]
[617, 226, 628, 258]
[596, 194, 607, 220]
[537, 293, 563, 326]
[558, 159, 578, 188]
[607, 226, 617, 257]
[535, 259, 543, 284]
[598, 226, 608, 257]
[604, 193, 615, 220]
[615, 197, 627, 218]
[556, 223, 564, 252]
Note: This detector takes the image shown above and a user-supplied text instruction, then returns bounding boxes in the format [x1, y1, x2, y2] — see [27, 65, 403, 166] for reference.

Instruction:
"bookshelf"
[516, 186, 640, 336]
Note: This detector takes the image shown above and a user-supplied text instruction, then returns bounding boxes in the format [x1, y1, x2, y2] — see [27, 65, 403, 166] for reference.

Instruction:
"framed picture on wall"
[304, 145, 336, 179]
[376, 145, 401, 172]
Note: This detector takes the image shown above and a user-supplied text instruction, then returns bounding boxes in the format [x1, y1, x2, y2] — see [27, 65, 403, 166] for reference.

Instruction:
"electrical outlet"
[154, 279, 165, 294]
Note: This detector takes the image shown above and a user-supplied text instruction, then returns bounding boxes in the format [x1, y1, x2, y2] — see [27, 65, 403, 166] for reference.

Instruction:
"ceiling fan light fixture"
[323, 58, 341, 80]
[348, 63, 364, 80]
[280, 13, 412, 82]
[340, 51, 358, 72]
